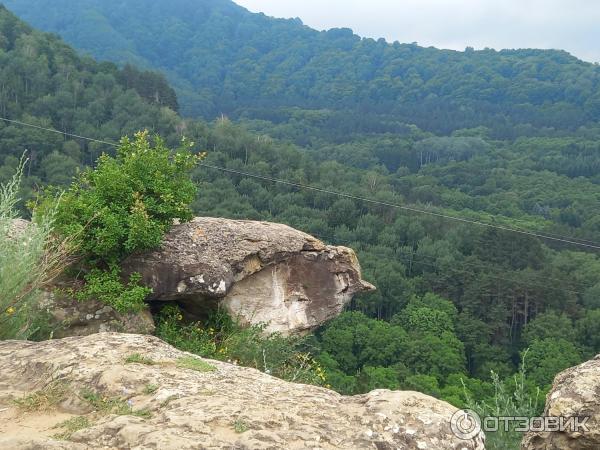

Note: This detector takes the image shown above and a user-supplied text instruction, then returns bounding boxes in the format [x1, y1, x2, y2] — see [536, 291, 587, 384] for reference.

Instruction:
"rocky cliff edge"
[0, 333, 485, 450]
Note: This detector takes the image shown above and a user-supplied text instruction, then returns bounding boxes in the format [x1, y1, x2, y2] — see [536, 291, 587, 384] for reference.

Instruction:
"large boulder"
[0, 333, 485, 449]
[123, 217, 375, 334]
[522, 354, 600, 449]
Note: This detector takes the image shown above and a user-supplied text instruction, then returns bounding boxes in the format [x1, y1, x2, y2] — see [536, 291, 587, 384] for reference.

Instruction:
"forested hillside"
[2, 6, 600, 447]
[5, 0, 600, 137]
[0, 4, 182, 191]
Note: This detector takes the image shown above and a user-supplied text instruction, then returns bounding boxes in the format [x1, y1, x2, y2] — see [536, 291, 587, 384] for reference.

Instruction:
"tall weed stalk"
[0, 156, 74, 339]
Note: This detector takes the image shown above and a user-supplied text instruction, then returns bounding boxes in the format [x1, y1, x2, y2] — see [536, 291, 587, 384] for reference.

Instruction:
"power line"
[199, 163, 600, 251]
[2, 115, 600, 251]
[0, 117, 118, 147]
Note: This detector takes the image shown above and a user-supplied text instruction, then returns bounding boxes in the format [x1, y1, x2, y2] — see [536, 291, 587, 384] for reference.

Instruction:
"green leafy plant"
[156, 305, 326, 385]
[42, 131, 202, 312]
[74, 269, 151, 313]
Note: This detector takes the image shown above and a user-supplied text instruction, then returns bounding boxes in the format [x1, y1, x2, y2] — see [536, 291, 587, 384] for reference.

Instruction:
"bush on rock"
[42, 131, 203, 312]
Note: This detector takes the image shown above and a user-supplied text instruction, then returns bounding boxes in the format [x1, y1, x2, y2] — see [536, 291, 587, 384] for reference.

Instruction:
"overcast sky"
[235, 0, 600, 63]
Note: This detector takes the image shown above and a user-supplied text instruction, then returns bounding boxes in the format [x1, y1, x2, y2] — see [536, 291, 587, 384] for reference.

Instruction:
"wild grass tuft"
[176, 356, 217, 373]
[81, 389, 152, 418]
[52, 416, 92, 440]
[125, 353, 156, 365]
[143, 383, 160, 395]
[0, 155, 76, 340]
[463, 351, 541, 450]
[233, 418, 249, 433]
[13, 381, 69, 412]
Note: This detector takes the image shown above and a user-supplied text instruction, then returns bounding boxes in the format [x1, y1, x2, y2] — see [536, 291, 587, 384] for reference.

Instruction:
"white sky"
[235, 0, 600, 63]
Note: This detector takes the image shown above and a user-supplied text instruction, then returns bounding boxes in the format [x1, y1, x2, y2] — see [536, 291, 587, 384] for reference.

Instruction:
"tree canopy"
[5, 0, 600, 137]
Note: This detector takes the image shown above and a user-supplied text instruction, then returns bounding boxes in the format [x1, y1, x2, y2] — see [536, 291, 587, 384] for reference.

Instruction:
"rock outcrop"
[0, 333, 485, 450]
[522, 354, 600, 450]
[123, 217, 375, 334]
[41, 291, 155, 339]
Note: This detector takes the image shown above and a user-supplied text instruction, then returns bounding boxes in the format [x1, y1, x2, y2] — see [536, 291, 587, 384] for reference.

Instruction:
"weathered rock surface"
[123, 217, 375, 334]
[40, 290, 155, 339]
[522, 354, 600, 450]
[7, 218, 30, 238]
[0, 333, 485, 450]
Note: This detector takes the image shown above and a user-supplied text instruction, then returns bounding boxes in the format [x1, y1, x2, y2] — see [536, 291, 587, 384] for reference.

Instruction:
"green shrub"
[52, 131, 200, 264]
[43, 131, 202, 311]
[155, 305, 326, 385]
[0, 156, 73, 340]
[74, 268, 151, 313]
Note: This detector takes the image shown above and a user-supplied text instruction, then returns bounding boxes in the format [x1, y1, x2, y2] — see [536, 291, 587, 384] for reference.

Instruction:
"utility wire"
[0, 117, 118, 147]
[199, 163, 600, 251]
[2, 115, 600, 251]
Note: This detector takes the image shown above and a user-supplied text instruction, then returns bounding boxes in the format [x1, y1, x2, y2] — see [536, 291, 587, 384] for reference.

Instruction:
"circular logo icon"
[451, 409, 482, 440]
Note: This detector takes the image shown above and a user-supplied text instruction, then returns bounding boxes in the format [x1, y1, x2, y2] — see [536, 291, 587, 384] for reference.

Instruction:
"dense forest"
[1, 4, 600, 445]
[0, 5, 182, 191]
[5, 0, 600, 138]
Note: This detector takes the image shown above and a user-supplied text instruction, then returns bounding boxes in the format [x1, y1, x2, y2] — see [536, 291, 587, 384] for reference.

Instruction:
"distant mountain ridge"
[0, 4, 180, 185]
[4, 0, 600, 135]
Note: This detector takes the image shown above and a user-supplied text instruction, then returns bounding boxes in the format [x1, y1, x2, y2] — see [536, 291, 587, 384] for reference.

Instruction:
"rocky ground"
[523, 354, 600, 450]
[0, 333, 485, 449]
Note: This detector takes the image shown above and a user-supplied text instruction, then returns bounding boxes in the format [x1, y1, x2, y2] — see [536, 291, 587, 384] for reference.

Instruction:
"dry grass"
[13, 381, 69, 412]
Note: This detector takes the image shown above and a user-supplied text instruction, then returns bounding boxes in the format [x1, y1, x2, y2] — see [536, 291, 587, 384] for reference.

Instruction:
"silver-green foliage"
[464, 351, 541, 450]
[0, 157, 58, 339]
